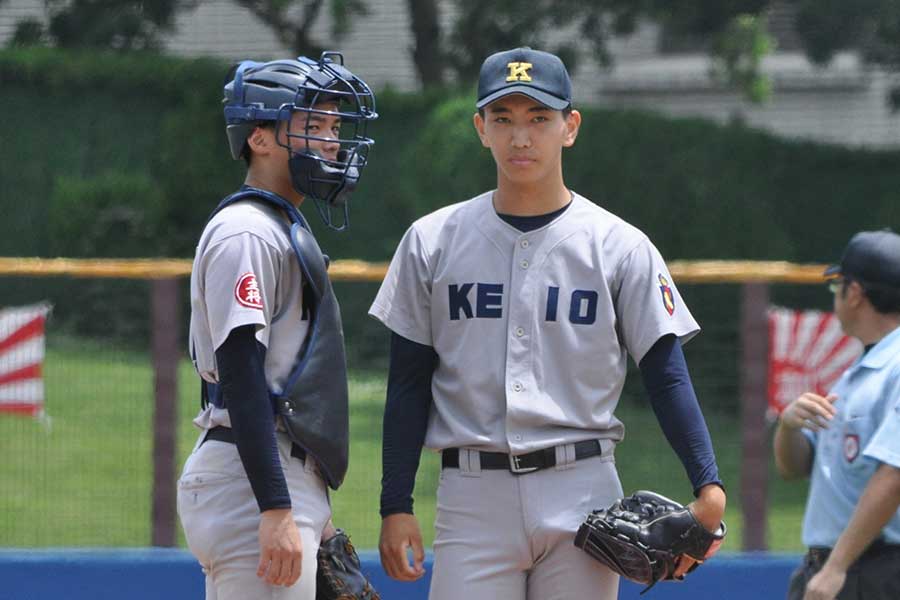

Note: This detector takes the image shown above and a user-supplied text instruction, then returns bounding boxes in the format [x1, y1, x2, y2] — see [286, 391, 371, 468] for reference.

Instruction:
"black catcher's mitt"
[316, 529, 380, 600]
[574, 490, 726, 592]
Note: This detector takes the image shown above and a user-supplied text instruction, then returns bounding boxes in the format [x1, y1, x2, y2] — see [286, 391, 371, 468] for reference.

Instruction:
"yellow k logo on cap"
[506, 62, 533, 82]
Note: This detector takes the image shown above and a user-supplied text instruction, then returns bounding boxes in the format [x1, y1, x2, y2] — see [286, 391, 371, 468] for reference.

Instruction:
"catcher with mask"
[177, 54, 379, 600]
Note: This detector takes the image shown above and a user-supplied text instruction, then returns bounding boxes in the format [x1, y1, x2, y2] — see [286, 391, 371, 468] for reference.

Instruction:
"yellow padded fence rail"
[0, 257, 388, 281]
[0, 257, 831, 284]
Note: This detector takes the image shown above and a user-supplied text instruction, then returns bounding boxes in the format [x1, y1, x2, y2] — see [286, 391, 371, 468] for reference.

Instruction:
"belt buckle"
[509, 453, 539, 475]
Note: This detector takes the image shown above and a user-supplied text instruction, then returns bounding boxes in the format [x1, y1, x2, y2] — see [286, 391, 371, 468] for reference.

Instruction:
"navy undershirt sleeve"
[639, 334, 723, 495]
[381, 332, 437, 517]
[215, 324, 291, 512]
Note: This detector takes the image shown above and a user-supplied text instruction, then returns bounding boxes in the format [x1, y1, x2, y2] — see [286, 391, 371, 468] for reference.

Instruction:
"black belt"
[441, 440, 604, 475]
[807, 539, 900, 570]
[203, 425, 307, 461]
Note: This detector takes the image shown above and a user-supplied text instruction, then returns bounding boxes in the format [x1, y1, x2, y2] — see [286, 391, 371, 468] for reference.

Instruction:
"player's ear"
[473, 112, 490, 148]
[247, 125, 272, 156]
[845, 280, 866, 308]
[562, 109, 581, 148]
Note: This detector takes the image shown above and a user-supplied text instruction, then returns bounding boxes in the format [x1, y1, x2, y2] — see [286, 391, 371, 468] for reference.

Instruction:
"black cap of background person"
[825, 229, 900, 289]
[476, 47, 572, 110]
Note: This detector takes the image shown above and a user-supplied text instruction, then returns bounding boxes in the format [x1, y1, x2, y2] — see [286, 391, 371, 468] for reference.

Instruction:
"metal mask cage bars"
[224, 53, 378, 230]
[276, 98, 374, 230]
[283, 57, 376, 230]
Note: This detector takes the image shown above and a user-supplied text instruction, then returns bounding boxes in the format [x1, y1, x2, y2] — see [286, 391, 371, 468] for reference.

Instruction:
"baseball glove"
[574, 490, 726, 593]
[316, 529, 380, 600]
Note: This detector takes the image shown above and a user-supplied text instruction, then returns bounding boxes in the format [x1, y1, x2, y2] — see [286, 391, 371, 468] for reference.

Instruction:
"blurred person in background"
[775, 229, 900, 600]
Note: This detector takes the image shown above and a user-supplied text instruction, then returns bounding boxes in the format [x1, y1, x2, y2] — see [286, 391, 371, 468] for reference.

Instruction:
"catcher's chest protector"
[208, 188, 350, 489]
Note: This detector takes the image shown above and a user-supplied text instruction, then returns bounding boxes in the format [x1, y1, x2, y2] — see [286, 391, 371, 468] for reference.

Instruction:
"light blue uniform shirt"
[802, 325, 900, 547]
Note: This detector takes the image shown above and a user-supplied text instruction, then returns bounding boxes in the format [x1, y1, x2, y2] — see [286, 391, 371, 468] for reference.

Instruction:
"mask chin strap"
[316, 200, 350, 232]
[312, 149, 360, 231]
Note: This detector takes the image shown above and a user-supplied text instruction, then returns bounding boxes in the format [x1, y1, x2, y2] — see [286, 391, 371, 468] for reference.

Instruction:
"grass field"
[0, 335, 810, 551]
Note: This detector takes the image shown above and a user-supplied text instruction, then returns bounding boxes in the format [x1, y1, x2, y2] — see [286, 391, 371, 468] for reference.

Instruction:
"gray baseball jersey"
[189, 200, 309, 429]
[369, 191, 699, 453]
[181, 199, 330, 600]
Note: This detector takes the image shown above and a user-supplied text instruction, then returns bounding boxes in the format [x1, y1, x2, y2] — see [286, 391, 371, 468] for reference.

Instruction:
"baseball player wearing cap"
[369, 47, 726, 600]
[775, 230, 900, 600]
[177, 53, 376, 599]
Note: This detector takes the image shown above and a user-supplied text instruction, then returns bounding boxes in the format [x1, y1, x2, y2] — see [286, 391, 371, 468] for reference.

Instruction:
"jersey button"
[512, 382, 523, 392]
[513, 434, 523, 441]
[520, 259, 529, 269]
[515, 327, 525, 337]
[520, 239, 530, 249]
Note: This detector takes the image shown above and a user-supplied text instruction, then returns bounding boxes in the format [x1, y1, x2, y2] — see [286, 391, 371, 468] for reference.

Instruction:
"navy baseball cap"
[824, 229, 900, 289]
[476, 47, 572, 111]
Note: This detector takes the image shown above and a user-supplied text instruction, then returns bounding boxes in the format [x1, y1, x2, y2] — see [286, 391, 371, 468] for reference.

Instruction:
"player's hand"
[803, 564, 846, 600]
[780, 393, 838, 432]
[258, 508, 303, 587]
[379, 513, 426, 581]
[679, 484, 727, 577]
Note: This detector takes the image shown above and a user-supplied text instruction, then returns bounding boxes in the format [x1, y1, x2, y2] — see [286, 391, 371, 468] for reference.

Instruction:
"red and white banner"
[0, 303, 52, 417]
[768, 306, 862, 417]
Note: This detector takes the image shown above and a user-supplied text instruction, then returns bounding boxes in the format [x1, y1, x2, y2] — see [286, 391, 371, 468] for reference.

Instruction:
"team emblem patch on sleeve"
[844, 434, 860, 463]
[235, 272, 263, 309]
[658, 274, 675, 316]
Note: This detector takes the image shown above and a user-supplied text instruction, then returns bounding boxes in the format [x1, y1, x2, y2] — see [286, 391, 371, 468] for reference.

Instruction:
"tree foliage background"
[9, 0, 194, 49]
[7, 1, 900, 104]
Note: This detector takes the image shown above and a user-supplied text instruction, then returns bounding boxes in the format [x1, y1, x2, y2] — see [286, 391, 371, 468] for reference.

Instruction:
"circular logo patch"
[844, 434, 860, 463]
[234, 272, 263, 309]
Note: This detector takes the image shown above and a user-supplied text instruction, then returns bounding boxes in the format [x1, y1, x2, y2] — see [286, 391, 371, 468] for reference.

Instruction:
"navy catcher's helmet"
[223, 52, 377, 230]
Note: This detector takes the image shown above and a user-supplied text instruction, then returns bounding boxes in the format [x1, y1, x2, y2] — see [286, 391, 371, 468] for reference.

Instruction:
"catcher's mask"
[223, 52, 378, 231]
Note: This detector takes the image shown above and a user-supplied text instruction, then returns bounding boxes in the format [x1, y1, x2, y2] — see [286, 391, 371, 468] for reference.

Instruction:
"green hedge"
[4, 48, 899, 262]
[0, 47, 223, 100]
[2, 47, 899, 362]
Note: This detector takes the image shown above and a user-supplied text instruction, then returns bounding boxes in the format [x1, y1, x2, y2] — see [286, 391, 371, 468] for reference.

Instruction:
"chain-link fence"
[0, 260, 832, 552]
